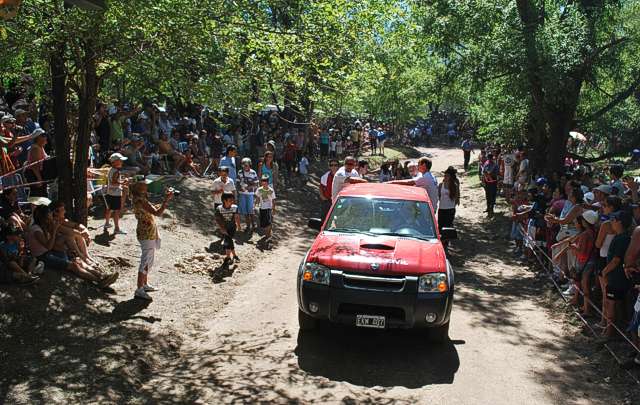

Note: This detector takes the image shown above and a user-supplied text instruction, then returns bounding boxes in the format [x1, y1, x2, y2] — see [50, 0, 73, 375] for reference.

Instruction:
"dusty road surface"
[1, 145, 635, 404]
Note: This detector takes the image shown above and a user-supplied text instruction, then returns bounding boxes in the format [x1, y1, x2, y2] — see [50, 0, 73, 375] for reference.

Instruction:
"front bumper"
[297, 270, 454, 329]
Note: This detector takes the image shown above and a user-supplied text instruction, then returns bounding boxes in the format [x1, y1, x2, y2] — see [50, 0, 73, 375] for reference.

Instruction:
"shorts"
[572, 260, 594, 281]
[106, 195, 122, 211]
[237, 194, 254, 215]
[139, 239, 160, 274]
[222, 225, 236, 250]
[259, 209, 272, 228]
[606, 285, 628, 301]
[39, 251, 71, 271]
[511, 222, 523, 241]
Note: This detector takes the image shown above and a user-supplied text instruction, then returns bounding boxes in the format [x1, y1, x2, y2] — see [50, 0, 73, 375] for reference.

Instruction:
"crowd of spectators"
[478, 144, 640, 365]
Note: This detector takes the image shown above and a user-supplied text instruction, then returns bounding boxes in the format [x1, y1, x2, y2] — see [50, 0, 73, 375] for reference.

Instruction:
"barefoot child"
[0, 224, 41, 284]
[215, 193, 241, 264]
[255, 175, 276, 241]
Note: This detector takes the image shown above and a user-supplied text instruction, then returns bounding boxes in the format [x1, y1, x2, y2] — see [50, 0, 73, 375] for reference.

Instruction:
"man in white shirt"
[331, 156, 367, 201]
[502, 150, 516, 199]
[389, 157, 439, 211]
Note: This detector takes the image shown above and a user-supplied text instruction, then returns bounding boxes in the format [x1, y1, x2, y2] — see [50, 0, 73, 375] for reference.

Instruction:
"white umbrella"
[569, 131, 587, 142]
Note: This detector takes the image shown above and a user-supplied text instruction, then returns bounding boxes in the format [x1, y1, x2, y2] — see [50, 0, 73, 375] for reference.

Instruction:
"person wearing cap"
[237, 158, 258, 230]
[104, 153, 129, 235]
[212, 166, 236, 211]
[24, 128, 50, 197]
[131, 178, 174, 300]
[602, 210, 633, 337]
[254, 175, 276, 242]
[565, 210, 598, 315]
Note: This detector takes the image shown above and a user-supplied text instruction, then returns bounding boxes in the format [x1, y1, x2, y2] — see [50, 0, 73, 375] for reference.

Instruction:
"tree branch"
[579, 71, 640, 124]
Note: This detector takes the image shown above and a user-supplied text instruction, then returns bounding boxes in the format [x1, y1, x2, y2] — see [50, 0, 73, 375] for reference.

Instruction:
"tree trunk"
[50, 42, 73, 210]
[72, 43, 97, 224]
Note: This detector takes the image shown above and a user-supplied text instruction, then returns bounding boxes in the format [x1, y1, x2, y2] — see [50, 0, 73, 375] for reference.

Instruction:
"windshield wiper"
[327, 228, 373, 235]
[370, 232, 434, 241]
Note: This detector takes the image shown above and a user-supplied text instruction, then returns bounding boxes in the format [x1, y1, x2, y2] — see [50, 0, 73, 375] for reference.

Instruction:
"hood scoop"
[359, 240, 396, 251]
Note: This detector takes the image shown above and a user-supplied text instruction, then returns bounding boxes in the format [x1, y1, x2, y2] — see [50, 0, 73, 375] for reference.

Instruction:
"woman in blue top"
[258, 151, 279, 190]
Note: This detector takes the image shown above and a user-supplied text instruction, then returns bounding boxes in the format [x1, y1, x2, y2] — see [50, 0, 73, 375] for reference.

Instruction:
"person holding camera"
[131, 178, 174, 301]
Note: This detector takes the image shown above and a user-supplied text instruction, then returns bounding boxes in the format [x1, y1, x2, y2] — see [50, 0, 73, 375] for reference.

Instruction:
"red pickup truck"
[297, 183, 457, 342]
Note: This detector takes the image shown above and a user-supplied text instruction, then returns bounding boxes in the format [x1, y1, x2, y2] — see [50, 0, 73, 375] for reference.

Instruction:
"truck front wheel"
[298, 309, 317, 331]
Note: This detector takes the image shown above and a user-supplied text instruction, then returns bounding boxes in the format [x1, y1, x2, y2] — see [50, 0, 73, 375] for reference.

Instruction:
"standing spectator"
[438, 166, 460, 231]
[329, 135, 337, 159]
[482, 153, 500, 217]
[376, 127, 386, 156]
[461, 137, 473, 170]
[131, 180, 174, 301]
[219, 145, 238, 183]
[609, 164, 626, 197]
[602, 211, 633, 337]
[282, 138, 297, 187]
[502, 149, 516, 200]
[331, 156, 367, 201]
[94, 102, 111, 158]
[390, 157, 439, 211]
[298, 154, 309, 184]
[319, 128, 330, 160]
[237, 158, 258, 231]
[257, 151, 279, 190]
[319, 159, 338, 219]
[211, 166, 236, 211]
[255, 175, 276, 242]
[104, 153, 128, 235]
[25, 130, 49, 198]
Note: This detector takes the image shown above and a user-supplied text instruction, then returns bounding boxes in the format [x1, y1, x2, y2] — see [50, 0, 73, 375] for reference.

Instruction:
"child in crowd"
[104, 153, 128, 235]
[566, 211, 597, 314]
[0, 224, 43, 284]
[335, 137, 343, 159]
[298, 155, 309, 184]
[215, 193, 241, 264]
[255, 175, 276, 243]
[212, 166, 236, 211]
[510, 188, 529, 257]
[329, 136, 337, 159]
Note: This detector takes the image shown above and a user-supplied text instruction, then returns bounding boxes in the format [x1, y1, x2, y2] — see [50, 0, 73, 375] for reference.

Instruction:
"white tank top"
[439, 184, 457, 210]
[600, 233, 614, 258]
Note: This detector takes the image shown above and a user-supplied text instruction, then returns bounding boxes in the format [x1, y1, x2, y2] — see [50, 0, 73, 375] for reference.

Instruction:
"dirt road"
[2, 146, 633, 404]
[146, 146, 628, 404]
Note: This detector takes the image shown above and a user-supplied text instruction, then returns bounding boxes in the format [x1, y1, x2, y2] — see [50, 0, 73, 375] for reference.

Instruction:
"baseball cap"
[535, 177, 548, 187]
[109, 152, 128, 162]
[610, 211, 632, 227]
[594, 184, 611, 194]
[108, 105, 118, 115]
[31, 128, 46, 138]
[260, 175, 270, 182]
[28, 196, 52, 206]
[581, 210, 598, 225]
[1, 115, 16, 123]
[584, 192, 595, 204]
[13, 108, 28, 116]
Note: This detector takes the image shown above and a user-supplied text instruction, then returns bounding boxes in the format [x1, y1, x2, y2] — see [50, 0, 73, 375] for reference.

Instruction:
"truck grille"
[342, 272, 405, 292]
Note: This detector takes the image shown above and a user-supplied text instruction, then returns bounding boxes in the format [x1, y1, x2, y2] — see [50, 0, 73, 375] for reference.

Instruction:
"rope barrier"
[519, 224, 640, 382]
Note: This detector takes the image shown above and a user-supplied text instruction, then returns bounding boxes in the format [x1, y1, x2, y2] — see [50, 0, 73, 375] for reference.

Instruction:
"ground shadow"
[295, 326, 460, 388]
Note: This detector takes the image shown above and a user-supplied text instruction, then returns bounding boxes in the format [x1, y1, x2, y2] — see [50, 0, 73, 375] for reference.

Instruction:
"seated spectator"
[0, 224, 42, 285]
[0, 188, 27, 230]
[49, 201, 96, 265]
[122, 135, 150, 175]
[28, 205, 118, 287]
[157, 132, 185, 175]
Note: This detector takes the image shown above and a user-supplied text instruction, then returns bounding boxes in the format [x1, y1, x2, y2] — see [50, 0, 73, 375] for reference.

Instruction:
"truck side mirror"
[308, 218, 323, 231]
[440, 228, 458, 241]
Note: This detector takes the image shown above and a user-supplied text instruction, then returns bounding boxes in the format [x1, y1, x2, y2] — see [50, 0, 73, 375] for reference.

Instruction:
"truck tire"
[430, 321, 449, 343]
[298, 309, 317, 331]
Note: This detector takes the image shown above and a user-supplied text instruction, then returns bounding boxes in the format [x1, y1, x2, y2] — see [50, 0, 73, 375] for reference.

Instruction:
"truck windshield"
[326, 197, 437, 240]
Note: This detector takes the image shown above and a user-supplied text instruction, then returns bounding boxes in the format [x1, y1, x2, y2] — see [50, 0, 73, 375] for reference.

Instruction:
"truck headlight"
[302, 263, 331, 285]
[418, 273, 448, 293]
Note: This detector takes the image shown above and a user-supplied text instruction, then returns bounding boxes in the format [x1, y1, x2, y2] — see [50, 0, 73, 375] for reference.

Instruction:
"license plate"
[356, 315, 386, 329]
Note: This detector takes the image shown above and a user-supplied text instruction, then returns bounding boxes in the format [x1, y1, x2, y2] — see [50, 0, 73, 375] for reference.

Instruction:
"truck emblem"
[370, 263, 380, 271]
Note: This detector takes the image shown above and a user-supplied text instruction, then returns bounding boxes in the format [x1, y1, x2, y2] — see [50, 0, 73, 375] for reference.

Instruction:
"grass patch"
[463, 164, 483, 189]
[361, 147, 413, 170]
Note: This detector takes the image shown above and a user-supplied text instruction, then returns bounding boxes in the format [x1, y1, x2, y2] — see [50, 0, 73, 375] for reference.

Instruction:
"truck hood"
[307, 232, 446, 276]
